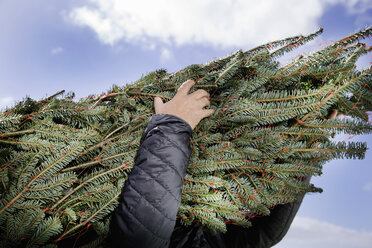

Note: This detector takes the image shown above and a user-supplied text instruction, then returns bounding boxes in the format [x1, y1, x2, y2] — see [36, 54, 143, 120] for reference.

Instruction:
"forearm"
[111, 114, 193, 248]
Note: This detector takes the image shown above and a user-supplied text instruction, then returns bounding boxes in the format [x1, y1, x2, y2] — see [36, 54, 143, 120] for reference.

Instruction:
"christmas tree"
[0, 27, 371, 247]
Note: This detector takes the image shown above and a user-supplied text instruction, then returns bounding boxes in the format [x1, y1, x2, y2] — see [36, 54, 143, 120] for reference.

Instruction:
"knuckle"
[195, 89, 210, 97]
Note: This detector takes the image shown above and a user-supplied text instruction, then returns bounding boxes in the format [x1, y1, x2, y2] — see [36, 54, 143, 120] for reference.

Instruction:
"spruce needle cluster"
[0, 27, 371, 247]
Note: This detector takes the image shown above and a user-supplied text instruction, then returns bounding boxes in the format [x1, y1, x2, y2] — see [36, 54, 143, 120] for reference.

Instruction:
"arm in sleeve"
[222, 176, 311, 248]
[110, 114, 193, 248]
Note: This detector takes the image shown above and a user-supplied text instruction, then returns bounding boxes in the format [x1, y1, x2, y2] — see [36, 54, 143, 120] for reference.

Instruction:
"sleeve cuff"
[145, 114, 193, 136]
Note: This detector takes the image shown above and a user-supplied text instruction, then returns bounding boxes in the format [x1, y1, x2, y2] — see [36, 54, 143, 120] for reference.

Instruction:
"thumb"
[154, 96, 164, 114]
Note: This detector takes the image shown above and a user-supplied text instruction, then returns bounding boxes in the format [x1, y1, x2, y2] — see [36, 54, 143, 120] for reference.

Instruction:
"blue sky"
[0, 1, 371, 247]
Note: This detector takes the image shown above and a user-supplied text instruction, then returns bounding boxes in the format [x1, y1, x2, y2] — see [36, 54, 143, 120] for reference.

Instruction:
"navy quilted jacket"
[110, 114, 308, 248]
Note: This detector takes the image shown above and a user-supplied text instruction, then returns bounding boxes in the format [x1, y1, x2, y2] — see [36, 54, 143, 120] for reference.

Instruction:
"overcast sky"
[1, 1, 371, 247]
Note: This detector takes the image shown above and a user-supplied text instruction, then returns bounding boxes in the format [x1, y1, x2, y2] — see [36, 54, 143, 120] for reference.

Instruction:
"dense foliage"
[0, 27, 371, 247]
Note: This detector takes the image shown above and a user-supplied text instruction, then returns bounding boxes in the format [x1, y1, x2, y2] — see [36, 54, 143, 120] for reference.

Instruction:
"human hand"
[328, 109, 341, 119]
[154, 79, 214, 130]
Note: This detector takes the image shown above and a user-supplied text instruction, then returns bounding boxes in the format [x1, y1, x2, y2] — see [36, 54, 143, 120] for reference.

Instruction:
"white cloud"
[0, 96, 14, 110]
[67, 0, 371, 49]
[274, 216, 372, 248]
[363, 182, 372, 191]
[325, 0, 372, 14]
[143, 43, 156, 51]
[160, 48, 173, 62]
[51, 47, 64, 55]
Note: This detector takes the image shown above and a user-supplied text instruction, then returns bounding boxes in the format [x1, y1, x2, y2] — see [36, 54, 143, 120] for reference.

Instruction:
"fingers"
[199, 96, 210, 108]
[328, 109, 338, 119]
[176, 80, 210, 101]
[176, 80, 196, 96]
[154, 96, 163, 114]
[191, 89, 210, 99]
[202, 108, 215, 118]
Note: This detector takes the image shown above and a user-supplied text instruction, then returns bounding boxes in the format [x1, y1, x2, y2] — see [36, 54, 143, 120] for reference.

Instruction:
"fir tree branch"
[61, 154, 134, 172]
[56, 191, 120, 241]
[50, 164, 128, 211]
[89, 93, 120, 109]
[38, 90, 65, 103]
[0, 143, 83, 215]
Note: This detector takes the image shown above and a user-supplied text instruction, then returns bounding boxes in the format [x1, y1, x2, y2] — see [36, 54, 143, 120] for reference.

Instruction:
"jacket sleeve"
[110, 114, 193, 248]
[222, 176, 311, 248]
